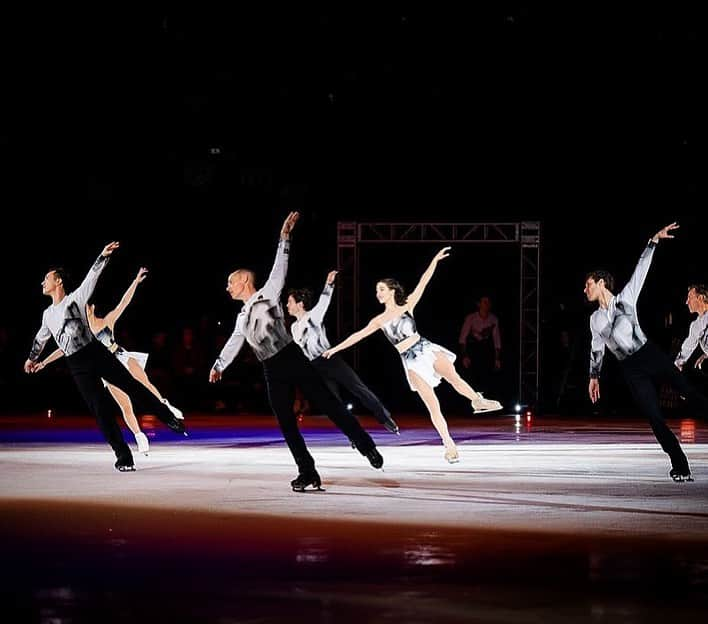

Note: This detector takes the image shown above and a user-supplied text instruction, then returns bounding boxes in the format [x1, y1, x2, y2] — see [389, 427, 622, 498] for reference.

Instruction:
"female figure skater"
[323, 247, 502, 463]
[36, 267, 183, 455]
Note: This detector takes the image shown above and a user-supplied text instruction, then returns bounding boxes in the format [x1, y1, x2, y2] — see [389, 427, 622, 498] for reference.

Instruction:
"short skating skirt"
[102, 348, 149, 388]
[398, 336, 456, 392]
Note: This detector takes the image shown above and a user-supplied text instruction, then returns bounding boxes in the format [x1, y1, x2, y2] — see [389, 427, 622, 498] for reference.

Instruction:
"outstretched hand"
[433, 246, 451, 263]
[326, 270, 338, 285]
[280, 212, 300, 240]
[101, 241, 120, 257]
[135, 267, 149, 283]
[651, 222, 679, 243]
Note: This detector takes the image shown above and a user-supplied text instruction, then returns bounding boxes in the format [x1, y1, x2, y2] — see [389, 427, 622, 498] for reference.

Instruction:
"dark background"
[1, 6, 704, 414]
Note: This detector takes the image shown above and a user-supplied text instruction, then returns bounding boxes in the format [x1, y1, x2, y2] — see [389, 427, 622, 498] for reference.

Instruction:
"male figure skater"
[675, 284, 708, 374]
[25, 242, 186, 471]
[584, 222, 708, 482]
[209, 213, 384, 492]
[286, 270, 399, 435]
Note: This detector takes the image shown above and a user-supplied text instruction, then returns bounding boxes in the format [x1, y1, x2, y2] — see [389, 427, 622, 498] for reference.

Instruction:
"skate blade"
[292, 485, 326, 493]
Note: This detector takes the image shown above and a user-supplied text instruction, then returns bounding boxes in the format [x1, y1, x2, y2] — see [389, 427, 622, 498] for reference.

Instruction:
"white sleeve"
[213, 319, 246, 373]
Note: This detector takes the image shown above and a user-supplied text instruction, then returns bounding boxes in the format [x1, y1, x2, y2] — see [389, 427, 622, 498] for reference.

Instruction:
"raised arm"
[322, 319, 381, 359]
[309, 271, 337, 325]
[24, 312, 52, 371]
[261, 212, 299, 300]
[72, 241, 120, 308]
[406, 247, 450, 312]
[617, 223, 678, 304]
[104, 267, 148, 328]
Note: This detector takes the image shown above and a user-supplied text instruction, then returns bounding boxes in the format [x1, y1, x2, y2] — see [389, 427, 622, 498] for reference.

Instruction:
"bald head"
[226, 269, 257, 301]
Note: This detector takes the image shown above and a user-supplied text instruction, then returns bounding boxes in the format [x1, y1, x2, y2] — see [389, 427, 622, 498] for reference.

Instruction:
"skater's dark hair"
[85, 299, 106, 318]
[378, 278, 407, 305]
[47, 266, 71, 291]
[585, 270, 614, 293]
[688, 284, 708, 303]
[288, 288, 314, 311]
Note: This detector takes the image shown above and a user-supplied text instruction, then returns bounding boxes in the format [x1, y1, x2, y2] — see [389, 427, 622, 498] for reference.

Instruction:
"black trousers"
[311, 354, 391, 424]
[683, 361, 708, 400]
[619, 342, 708, 472]
[66, 341, 181, 462]
[262, 343, 376, 473]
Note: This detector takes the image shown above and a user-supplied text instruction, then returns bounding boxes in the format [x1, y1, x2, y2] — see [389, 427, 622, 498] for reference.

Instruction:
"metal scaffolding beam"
[358, 222, 521, 244]
[336, 222, 358, 350]
[520, 222, 541, 406]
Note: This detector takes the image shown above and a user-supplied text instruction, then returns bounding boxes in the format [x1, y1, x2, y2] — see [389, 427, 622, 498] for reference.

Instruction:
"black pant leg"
[660, 357, 708, 418]
[66, 348, 132, 461]
[622, 365, 689, 471]
[263, 357, 316, 473]
[296, 360, 376, 454]
[314, 356, 391, 423]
